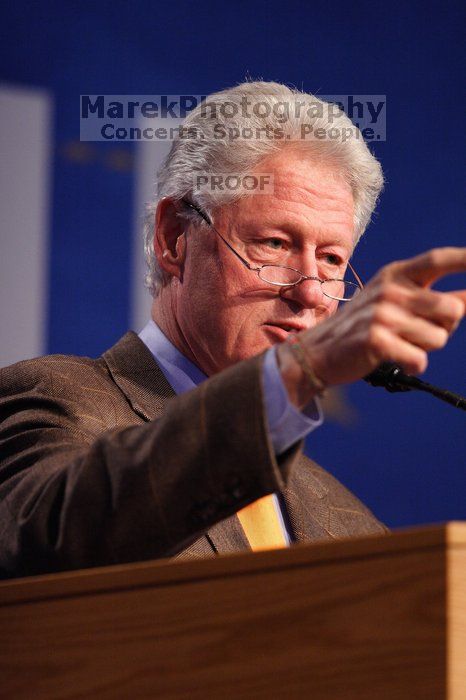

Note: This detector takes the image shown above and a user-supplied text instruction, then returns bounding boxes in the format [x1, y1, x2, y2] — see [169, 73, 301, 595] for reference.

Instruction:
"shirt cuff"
[263, 346, 323, 455]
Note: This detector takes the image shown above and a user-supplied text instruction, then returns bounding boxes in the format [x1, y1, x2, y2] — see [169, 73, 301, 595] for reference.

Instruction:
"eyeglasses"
[181, 198, 364, 302]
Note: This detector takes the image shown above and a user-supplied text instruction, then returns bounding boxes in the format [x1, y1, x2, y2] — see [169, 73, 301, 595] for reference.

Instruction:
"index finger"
[448, 290, 466, 312]
[394, 247, 466, 287]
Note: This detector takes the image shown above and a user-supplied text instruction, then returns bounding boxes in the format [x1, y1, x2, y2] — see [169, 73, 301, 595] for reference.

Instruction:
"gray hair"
[144, 81, 384, 297]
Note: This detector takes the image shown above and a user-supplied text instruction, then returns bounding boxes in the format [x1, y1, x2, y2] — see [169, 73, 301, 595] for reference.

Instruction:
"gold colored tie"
[237, 494, 288, 551]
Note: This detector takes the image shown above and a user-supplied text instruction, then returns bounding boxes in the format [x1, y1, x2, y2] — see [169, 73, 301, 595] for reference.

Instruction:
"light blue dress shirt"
[138, 320, 323, 544]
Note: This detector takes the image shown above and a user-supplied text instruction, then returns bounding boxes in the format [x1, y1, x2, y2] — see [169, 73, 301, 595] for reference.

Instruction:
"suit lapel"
[172, 515, 250, 560]
[207, 515, 251, 553]
[102, 331, 176, 421]
[284, 454, 387, 542]
[283, 456, 334, 543]
[102, 331, 251, 556]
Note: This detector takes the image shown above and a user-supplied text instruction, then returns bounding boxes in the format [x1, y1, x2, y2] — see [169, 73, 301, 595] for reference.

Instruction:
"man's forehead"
[229, 148, 355, 213]
[226, 159, 355, 243]
[267, 153, 353, 201]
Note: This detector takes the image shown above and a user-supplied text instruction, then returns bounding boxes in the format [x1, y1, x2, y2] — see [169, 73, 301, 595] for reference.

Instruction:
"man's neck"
[151, 291, 201, 371]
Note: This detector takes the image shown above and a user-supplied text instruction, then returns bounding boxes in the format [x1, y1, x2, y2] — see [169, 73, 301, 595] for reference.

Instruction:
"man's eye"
[263, 238, 284, 250]
[324, 253, 342, 265]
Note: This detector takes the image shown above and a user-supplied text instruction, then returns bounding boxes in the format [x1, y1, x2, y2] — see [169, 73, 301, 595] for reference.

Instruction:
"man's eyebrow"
[319, 236, 352, 248]
[256, 220, 353, 248]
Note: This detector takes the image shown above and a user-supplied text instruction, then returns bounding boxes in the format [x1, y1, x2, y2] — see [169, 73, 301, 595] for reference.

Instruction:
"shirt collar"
[138, 319, 207, 394]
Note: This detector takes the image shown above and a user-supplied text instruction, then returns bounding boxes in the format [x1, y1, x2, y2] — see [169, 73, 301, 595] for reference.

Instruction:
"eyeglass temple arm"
[181, 197, 211, 225]
[347, 260, 365, 289]
[180, 198, 260, 271]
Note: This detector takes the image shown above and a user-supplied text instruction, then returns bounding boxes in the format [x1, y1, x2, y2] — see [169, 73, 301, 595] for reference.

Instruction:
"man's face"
[168, 148, 355, 375]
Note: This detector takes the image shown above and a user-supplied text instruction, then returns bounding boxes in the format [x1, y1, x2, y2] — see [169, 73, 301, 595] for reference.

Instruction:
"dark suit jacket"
[0, 332, 386, 578]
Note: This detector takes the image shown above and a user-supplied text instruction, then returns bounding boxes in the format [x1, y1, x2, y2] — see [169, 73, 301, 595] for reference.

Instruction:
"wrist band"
[286, 333, 327, 396]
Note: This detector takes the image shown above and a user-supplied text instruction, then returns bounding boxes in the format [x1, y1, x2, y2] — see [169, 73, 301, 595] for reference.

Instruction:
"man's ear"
[154, 198, 187, 280]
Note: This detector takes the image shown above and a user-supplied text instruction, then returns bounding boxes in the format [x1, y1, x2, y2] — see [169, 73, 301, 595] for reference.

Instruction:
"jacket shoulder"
[0, 348, 134, 437]
[0, 352, 109, 396]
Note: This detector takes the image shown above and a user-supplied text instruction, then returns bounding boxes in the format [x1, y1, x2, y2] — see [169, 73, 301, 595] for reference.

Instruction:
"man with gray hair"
[0, 82, 465, 578]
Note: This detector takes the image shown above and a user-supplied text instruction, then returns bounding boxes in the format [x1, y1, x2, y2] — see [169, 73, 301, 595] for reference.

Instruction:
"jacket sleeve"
[0, 353, 302, 578]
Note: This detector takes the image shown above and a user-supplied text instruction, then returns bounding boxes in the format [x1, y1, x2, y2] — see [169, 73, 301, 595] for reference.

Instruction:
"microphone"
[364, 362, 466, 411]
[364, 362, 411, 393]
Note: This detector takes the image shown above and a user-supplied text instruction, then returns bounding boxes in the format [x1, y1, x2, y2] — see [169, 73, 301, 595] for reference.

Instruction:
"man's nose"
[279, 275, 326, 309]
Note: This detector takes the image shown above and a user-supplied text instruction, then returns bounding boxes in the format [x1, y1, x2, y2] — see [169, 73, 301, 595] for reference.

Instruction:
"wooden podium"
[1, 523, 465, 699]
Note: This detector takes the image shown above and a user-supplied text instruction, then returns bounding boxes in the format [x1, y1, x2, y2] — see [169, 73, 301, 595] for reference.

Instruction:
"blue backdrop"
[2, 0, 465, 528]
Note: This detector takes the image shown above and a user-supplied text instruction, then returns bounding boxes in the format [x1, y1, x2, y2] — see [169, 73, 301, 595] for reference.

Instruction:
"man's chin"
[212, 330, 290, 374]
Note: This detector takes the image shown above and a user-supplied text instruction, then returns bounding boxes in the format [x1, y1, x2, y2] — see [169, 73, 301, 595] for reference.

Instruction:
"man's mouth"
[264, 322, 307, 333]
[262, 322, 308, 340]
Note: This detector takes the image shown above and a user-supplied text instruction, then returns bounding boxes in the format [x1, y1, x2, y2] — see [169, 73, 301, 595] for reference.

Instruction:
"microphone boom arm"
[363, 362, 466, 411]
